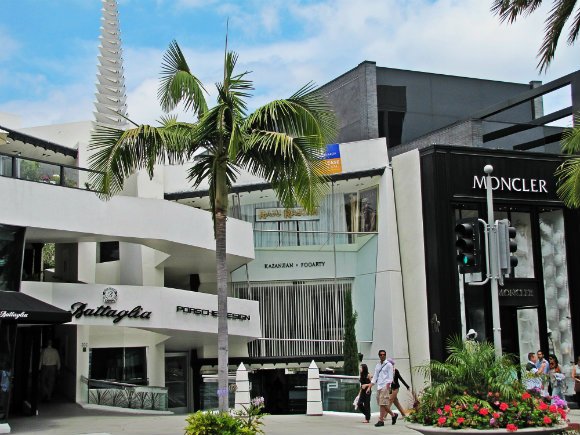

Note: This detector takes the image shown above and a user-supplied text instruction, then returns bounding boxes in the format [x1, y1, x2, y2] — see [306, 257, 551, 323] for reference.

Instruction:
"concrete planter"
[406, 423, 568, 434]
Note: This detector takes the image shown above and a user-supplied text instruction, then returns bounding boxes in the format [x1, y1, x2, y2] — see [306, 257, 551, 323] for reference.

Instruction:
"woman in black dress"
[358, 363, 372, 423]
[388, 358, 410, 418]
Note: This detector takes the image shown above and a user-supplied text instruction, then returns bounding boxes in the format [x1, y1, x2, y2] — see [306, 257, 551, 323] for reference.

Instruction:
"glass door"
[165, 353, 189, 413]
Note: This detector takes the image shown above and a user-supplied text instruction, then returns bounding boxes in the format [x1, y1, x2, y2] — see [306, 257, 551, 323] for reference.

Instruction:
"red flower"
[543, 416, 552, 425]
[438, 417, 447, 426]
[506, 423, 518, 432]
[457, 417, 465, 425]
[473, 404, 479, 410]
[493, 412, 501, 419]
[444, 405, 451, 413]
[558, 408, 567, 419]
[549, 404, 557, 413]
[522, 392, 531, 400]
[488, 392, 493, 397]
[538, 402, 549, 411]
[499, 402, 509, 411]
[437, 408, 442, 415]
[479, 408, 489, 416]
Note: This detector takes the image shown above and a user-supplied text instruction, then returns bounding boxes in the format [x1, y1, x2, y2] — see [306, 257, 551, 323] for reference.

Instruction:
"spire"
[93, 0, 128, 128]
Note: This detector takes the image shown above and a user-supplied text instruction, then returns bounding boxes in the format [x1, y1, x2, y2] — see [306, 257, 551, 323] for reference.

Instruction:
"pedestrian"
[525, 352, 542, 393]
[548, 354, 564, 401]
[358, 364, 372, 423]
[39, 339, 60, 401]
[368, 349, 397, 427]
[387, 358, 410, 418]
[536, 349, 549, 395]
[572, 355, 580, 405]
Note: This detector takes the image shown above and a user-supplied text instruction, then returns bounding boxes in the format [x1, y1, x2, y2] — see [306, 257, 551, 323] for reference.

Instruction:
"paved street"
[6, 403, 580, 435]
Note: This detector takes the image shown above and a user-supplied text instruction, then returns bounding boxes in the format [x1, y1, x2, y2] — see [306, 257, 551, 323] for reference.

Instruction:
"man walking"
[40, 339, 60, 401]
[525, 352, 542, 392]
[368, 349, 397, 427]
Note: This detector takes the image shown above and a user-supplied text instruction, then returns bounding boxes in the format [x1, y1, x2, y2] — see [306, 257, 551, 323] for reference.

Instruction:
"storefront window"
[494, 211, 534, 278]
[0, 225, 25, 292]
[89, 347, 147, 384]
[0, 322, 16, 423]
[539, 209, 575, 392]
[237, 182, 379, 248]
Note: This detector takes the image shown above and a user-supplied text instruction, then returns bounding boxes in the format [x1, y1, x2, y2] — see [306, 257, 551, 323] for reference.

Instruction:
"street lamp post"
[484, 165, 503, 358]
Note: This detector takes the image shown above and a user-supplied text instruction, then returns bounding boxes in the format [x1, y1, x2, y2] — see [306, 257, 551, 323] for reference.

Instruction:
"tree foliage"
[343, 289, 359, 376]
[491, 0, 580, 72]
[556, 117, 580, 207]
[88, 38, 337, 411]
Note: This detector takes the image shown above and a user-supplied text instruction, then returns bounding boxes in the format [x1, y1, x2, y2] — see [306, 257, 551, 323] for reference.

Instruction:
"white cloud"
[0, 27, 20, 62]
[3, 0, 579, 129]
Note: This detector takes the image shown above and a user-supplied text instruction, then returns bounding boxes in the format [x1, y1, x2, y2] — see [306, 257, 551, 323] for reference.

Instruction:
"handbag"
[353, 393, 361, 410]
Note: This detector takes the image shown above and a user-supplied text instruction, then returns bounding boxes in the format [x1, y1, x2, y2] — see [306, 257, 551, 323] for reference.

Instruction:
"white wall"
[391, 149, 430, 390]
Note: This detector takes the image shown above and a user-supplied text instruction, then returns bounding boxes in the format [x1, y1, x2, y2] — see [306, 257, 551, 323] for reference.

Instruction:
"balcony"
[0, 151, 101, 192]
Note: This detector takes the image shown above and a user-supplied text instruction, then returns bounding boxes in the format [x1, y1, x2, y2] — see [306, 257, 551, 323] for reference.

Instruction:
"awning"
[0, 290, 72, 324]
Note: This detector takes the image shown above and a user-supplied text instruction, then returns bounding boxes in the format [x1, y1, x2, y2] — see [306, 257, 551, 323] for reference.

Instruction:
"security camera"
[466, 329, 478, 340]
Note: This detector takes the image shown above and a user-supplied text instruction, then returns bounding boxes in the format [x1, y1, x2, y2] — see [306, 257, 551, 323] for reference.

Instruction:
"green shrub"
[184, 411, 254, 435]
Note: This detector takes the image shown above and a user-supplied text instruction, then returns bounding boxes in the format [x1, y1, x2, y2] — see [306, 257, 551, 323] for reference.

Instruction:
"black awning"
[0, 291, 72, 324]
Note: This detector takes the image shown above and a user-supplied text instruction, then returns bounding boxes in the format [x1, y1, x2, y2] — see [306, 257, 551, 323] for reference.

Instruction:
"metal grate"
[232, 279, 352, 357]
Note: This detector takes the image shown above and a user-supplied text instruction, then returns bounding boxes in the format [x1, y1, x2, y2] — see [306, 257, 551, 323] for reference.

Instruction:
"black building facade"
[418, 146, 579, 369]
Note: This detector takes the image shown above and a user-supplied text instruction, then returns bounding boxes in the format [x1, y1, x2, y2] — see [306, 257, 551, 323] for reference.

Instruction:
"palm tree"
[491, 0, 580, 72]
[556, 117, 580, 206]
[88, 40, 337, 411]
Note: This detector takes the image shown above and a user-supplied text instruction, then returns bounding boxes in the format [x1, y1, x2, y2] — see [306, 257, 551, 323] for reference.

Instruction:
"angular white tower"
[94, 0, 128, 127]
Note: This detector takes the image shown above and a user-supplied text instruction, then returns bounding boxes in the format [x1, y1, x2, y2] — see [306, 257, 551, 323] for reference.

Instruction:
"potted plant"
[406, 337, 568, 434]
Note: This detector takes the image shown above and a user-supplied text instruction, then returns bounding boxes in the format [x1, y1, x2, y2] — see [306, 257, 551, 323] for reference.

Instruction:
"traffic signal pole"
[484, 165, 503, 358]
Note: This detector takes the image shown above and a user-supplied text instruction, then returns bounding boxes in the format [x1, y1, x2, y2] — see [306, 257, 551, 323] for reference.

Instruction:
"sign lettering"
[176, 306, 251, 321]
[0, 311, 29, 320]
[70, 302, 151, 324]
[472, 176, 548, 193]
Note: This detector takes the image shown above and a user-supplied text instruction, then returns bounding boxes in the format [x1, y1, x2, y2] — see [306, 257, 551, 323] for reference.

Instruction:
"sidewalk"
[7, 403, 580, 435]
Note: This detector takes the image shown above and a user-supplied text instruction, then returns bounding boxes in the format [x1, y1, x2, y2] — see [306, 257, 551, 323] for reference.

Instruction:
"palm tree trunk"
[216, 208, 229, 411]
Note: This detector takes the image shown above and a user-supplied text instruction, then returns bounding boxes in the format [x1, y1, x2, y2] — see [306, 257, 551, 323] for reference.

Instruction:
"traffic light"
[454, 217, 482, 273]
[496, 219, 518, 276]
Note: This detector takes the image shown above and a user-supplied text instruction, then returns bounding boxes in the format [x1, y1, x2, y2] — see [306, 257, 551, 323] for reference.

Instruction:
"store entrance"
[500, 306, 541, 364]
[249, 369, 307, 414]
[10, 326, 41, 417]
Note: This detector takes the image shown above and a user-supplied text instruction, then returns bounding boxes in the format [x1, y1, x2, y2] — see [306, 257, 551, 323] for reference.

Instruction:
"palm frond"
[238, 131, 329, 212]
[245, 83, 337, 146]
[491, 0, 543, 23]
[568, 7, 580, 44]
[88, 122, 200, 198]
[158, 40, 208, 115]
[538, 0, 578, 72]
[556, 119, 580, 207]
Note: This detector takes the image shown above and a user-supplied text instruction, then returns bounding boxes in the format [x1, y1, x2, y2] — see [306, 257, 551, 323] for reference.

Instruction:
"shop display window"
[237, 183, 379, 248]
[494, 211, 535, 279]
[0, 322, 16, 423]
[539, 209, 575, 392]
[0, 225, 25, 292]
[89, 347, 147, 384]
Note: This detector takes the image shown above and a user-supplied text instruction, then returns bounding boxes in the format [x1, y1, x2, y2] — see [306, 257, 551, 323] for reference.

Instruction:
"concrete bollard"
[234, 362, 250, 411]
[306, 360, 323, 416]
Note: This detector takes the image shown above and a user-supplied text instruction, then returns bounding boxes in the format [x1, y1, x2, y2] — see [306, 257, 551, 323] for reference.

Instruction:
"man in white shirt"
[525, 352, 542, 392]
[39, 339, 60, 401]
[368, 349, 397, 427]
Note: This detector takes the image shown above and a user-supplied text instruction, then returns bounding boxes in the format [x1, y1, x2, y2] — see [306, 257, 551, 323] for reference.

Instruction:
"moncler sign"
[472, 175, 548, 193]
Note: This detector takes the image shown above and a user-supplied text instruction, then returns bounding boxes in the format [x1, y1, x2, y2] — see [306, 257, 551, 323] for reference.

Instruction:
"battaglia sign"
[176, 306, 251, 321]
[0, 311, 29, 320]
[256, 207, 320, 222]
[70, 302, 151, 324]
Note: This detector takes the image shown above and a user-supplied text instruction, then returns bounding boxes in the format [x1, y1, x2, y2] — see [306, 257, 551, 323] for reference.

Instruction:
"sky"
[0, 0, 578, 128]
